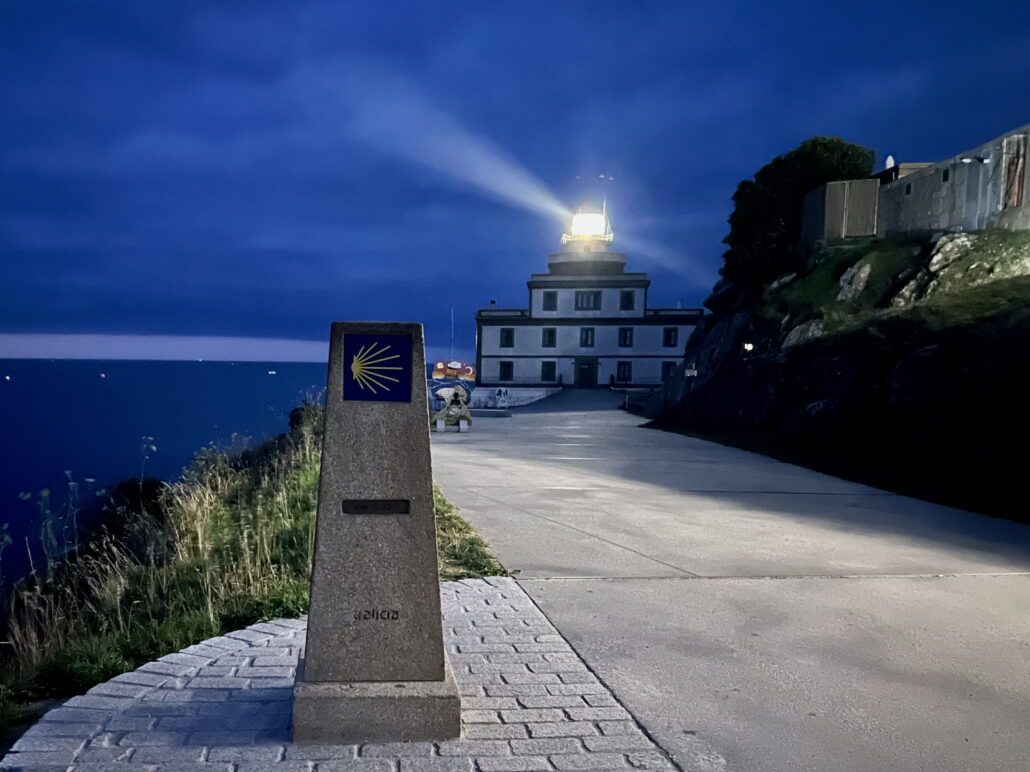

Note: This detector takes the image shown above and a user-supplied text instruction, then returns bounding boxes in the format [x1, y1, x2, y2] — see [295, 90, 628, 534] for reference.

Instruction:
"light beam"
[338, 70, 571, 223]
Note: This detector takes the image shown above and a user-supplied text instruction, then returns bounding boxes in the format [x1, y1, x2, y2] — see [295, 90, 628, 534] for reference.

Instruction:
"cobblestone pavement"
[2, 578, 675, 772]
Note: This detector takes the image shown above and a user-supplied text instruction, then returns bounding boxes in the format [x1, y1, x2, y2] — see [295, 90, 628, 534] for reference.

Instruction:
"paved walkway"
[431, 390, 1030, 772]
[1, 578, 672, 772]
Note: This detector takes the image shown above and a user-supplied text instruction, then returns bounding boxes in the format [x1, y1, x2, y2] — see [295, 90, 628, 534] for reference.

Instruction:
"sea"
[0, 359, 329, 588]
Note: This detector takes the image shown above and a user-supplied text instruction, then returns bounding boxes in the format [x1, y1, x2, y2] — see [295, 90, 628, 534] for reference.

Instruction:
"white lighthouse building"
[476, 202, 702, 388]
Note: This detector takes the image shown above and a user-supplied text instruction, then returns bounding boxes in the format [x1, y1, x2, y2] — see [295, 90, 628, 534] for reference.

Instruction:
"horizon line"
[0, 334, 473, 364]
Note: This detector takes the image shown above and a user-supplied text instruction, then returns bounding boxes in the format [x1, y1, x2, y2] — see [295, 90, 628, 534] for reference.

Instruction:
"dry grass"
[0, 400, 507, 726]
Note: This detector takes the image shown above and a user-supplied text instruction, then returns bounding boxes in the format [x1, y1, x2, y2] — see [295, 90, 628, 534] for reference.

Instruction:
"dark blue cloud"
[2, 1, 1029, 353]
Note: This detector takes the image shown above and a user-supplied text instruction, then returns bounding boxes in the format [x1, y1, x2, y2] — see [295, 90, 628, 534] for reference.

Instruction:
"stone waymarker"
[292, 322, 461, 743]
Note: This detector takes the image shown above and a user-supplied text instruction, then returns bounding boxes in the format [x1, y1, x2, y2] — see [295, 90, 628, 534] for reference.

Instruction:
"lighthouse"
[475, 202, 702, 388]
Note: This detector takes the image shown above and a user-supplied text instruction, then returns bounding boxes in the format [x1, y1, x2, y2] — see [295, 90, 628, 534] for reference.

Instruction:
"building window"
[619, 290, 635, 311]
[616, 361, 632, 383]
[575, 290, 602, 310]
[663, 327, 678, 347]
[499, 328, 515, 348]
[618, 327, 633, 347]
[580, 327, 595, 347]
[541, 328, 556, 348]
[542, 291, 557, 311]
[662, 361, 678, 381]
[499, 361, 514, 381]
[942, 168, 950, 183]
[541, 361, 556, 382]
[905, 183, 912, 196]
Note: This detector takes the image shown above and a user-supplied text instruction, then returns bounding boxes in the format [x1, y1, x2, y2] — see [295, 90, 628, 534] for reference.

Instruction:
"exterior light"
[561, 201, 614, 245]
[743, 342, 755, 352]
[569, 212, 608, 238]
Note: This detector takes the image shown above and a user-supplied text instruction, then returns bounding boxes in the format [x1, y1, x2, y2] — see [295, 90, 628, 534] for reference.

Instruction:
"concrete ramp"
[432, 396, 1030, 772]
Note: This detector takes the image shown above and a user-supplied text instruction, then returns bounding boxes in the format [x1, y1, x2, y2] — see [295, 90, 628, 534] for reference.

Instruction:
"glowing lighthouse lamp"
[561, 201, 614, 249]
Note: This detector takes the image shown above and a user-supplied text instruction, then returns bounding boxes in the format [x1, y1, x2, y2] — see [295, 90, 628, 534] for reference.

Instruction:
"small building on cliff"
[803, 123, 1029, 240]
[476, 203, 702, 388]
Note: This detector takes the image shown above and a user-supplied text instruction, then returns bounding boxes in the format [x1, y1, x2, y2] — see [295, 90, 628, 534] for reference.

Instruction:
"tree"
[720, 136, 875, 286]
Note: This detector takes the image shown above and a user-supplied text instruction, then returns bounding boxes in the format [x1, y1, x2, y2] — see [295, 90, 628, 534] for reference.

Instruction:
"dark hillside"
[648, 229, 1030, 522]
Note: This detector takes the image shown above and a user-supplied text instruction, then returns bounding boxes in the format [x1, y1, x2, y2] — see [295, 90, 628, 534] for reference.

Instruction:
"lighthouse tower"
[476, 201, 701, 388]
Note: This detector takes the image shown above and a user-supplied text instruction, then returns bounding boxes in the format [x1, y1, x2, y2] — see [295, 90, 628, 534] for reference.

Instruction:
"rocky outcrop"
[767, 273, 796, 292]
[836, 261, 871, 302]
[928, 233, 977, 272]
[890, 269, 932, 309]
[655, 230, 1030, 416]
[782, 319, 825, 348]
[925, 244, 1030, 299]
[650, 294, 1030, 520]
[643, 229, 1030, 520]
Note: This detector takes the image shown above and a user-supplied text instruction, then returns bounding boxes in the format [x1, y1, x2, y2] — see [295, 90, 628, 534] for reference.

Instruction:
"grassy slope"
[760, 230, 1030, 335]
[0, 402, 508, 727]
[776, 231, 1030, 350]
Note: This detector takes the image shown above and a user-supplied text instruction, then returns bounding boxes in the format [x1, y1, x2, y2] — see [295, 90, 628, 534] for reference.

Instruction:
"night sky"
[3, 1, 1029, 361]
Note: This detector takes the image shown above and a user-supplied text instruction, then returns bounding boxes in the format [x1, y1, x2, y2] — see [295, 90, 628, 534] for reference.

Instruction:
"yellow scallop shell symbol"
[350, 342, 402, 394]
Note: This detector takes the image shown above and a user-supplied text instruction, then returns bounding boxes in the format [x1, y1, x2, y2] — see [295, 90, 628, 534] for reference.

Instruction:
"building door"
[963, 162, 984, 230]
[1003, 134, 1026, 211]
[574, 357, 598, 388]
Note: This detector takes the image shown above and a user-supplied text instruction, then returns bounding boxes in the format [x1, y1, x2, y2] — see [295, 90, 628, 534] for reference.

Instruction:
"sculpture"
[431, 385, 472, 432]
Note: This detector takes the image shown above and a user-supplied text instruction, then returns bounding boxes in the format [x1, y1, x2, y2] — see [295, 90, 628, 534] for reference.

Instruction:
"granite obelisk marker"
[292, 322, 461, 743]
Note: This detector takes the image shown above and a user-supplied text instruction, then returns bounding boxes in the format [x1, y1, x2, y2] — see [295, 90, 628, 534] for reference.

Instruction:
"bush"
[720, 136, 875, 288]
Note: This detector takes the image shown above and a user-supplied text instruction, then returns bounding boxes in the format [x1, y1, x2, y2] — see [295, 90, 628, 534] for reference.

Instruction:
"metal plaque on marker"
[341, 499, 411, 515]
[342, 332, 414, 403]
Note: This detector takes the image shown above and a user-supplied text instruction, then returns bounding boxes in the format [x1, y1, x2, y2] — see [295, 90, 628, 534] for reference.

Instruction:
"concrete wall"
[877, 124, 1030, 235]
[470, 387, 561, 408]
[802, 125, 1030, 240]
[878, 159, 975, 234]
